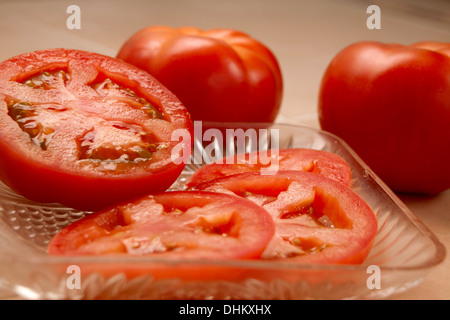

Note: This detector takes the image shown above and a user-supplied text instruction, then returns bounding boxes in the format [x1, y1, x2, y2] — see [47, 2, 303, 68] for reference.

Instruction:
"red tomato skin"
[318, 41, 450, 194]
[117, 26, 283, 123]
[0, 147, 184, 211]
[0, 49, 193, 211]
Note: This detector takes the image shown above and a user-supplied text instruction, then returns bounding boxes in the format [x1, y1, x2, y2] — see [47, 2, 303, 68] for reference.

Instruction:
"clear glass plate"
[0, 122, 445, 300]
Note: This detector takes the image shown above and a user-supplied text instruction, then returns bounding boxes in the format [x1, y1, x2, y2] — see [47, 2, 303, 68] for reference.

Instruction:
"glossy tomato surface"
[0, 49, 193, 211]
[117, 26, 283, 123]
[318, 41, 450, 194]
[186, 148, 352, 188]
[48, 191, 275, 260]
[194, 171, 378, 264]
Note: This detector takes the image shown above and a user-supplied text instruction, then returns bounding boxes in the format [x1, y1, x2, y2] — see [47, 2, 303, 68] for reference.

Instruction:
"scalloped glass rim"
[0, 122, 445, 300]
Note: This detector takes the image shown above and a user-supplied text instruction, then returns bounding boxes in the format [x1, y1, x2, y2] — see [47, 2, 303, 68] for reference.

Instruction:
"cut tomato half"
[193, 171, 378, 264]
[0, 49, 193, 211]
[48, 191, 275, 260]
[186, 148, 352, 188]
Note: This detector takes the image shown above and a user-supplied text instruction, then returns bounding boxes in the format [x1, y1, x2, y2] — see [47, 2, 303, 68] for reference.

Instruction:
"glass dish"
[0, 122, 445, 300]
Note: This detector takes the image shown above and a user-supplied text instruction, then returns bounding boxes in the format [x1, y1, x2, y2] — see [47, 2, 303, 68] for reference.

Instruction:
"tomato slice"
[193, 171, 378, 264]
[48, 191, 275, 260]
[0, 49, 193, 211]
[185, 148, 352, 188]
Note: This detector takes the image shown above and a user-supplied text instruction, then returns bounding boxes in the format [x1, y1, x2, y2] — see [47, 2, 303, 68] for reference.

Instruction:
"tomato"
[116, 26, 283, 123]
[48, 191, 275, 260]
[193, 171, 378, 264]
[0, 49, 193, 211]
[186, 148, 352, 188]
[318, 41, 450, 194]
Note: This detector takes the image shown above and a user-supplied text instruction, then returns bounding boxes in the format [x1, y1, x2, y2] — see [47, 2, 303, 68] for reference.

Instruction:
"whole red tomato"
[318, 41, 450, 195]
[117, 26, 283, 123]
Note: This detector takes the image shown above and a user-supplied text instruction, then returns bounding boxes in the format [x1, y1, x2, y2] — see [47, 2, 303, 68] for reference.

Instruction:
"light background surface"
[0, 0, 449, 299]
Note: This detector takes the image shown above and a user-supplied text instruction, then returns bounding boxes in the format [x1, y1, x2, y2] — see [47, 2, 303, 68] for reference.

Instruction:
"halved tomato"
[186, 148, 352, 188]
[48, 191, 275, 260]
[0, 49, 193, 211]
[193, 171, 378, 264]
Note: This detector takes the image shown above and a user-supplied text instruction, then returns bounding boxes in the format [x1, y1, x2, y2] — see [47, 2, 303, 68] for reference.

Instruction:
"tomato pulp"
[48, 191, 275, 260]
[0, 49, 193, 211]
[117, 26, 283, 123]
[193, 171, 378, 264]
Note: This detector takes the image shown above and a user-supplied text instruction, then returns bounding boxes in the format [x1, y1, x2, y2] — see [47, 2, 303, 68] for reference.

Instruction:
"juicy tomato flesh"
[48, 191, 275, 260]
[193, 171, 378, 264]
[6, 69, 166, 164]
[186, 148, 352, 188]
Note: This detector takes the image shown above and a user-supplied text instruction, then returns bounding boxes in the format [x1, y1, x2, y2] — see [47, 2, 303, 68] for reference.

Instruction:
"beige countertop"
[0, 0, 449, 300]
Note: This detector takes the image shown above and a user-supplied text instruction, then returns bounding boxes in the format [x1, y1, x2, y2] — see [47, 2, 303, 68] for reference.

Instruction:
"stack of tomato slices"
[48, 147, 378, 266]
[0, 49, 378, 267]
